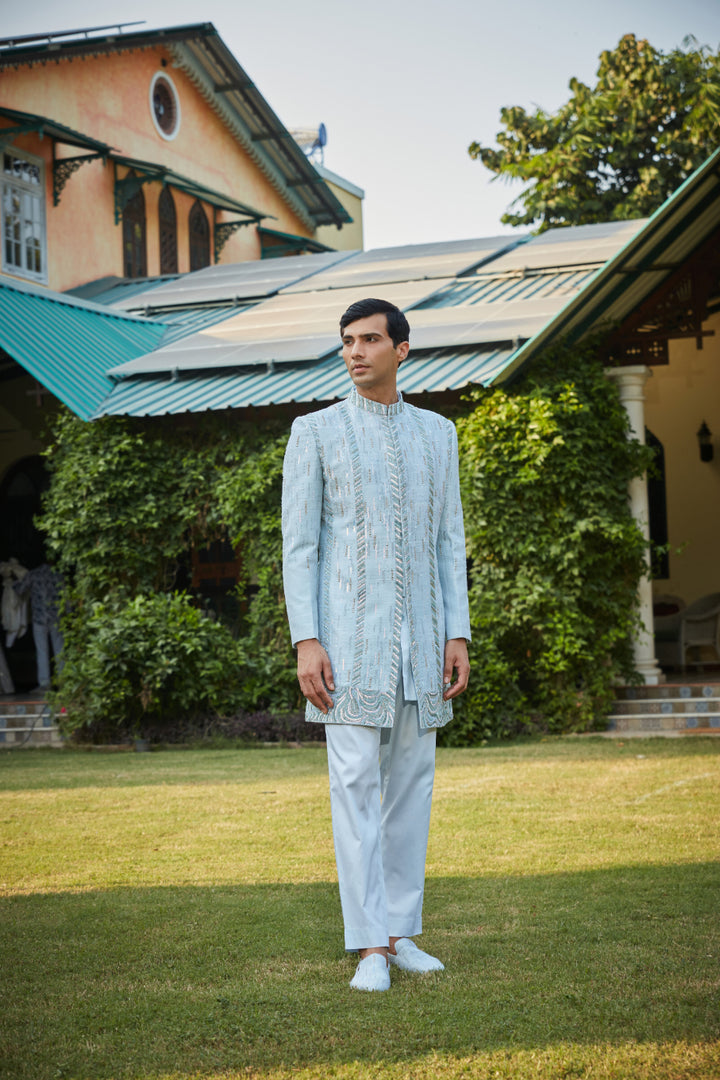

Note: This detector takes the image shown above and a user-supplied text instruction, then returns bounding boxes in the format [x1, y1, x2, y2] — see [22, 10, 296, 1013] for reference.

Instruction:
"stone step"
[608, 681, 720, 735]
[615, 683, 720, 701]
[0, 699, 63, 747]
[608, 714, 720, 734]
[612, 698, 720, 717]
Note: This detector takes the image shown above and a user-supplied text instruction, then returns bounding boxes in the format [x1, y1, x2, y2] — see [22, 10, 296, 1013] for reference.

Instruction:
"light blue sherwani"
[282, 386, 471, 729]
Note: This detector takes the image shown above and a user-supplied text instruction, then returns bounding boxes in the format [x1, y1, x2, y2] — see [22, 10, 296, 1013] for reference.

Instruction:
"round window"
[149, 73, 181, 140]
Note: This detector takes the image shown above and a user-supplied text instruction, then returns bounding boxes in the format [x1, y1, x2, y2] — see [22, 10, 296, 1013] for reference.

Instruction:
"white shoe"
[388, 938, 444, 973]
[350, 953, 391, 991]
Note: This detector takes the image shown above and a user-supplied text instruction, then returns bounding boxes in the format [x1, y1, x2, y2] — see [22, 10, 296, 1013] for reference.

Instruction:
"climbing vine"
[39, 339, 652, 742]
[446, 339, 652, 742]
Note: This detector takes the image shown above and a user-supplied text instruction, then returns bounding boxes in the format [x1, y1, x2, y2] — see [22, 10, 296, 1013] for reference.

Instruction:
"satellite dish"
[289, 123, 327, 165]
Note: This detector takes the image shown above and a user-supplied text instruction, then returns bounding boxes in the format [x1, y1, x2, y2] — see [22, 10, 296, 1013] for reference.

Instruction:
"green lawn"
[1, 737, 719, 1079]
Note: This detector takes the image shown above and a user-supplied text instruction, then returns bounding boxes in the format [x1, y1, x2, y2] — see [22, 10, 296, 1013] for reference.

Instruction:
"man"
[282, 298, 470, 991]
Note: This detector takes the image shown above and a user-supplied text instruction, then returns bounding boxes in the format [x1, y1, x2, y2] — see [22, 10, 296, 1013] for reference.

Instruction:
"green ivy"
[214, 430, 297, 711]
[56, 591, 243, 739]
[39, 339, 652, 743]
[445, 340, 653, 743]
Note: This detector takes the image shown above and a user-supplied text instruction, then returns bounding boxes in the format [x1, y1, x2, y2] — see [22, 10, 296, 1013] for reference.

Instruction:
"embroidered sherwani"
[282, 386, 471, 729]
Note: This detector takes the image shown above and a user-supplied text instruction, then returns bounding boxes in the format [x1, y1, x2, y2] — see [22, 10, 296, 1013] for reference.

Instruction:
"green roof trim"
[259, 226, 333, 259]
[112, 156, 269, 226]
[0, 105, 113, 155]
[0, 276, 169, 419]
[493, 146, 720, 385]
[0, 106, 114, 206]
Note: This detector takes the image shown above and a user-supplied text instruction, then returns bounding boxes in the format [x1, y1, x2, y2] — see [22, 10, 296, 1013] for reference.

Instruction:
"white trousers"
[325, 685, 437, 951]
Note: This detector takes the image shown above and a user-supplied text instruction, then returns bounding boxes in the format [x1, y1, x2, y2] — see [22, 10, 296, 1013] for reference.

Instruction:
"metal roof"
[281, 236, 527, 293]
[479, 220, 647, 274]
[415, 267, 600, 308]
[0, 23, 351, 232]
[112, 155, 267, 221]
[12, 151, 720, 421]
[497, 148, 720, 382]
[109, 250, 355, 312]
[0, 276, 168, 419]
[0, 106, 113, 155]
[94, 345, 514, 418]
[67, 275, 181, 307]
[107, 280, 452, 377]
[97, 207, 693, 408]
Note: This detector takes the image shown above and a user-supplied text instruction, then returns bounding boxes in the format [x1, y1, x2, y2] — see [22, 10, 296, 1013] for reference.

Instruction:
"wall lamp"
[697, 421, 714, 463]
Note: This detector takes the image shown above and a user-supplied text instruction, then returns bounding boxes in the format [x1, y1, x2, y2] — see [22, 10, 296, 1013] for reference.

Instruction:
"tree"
[469, 34, 720, 231]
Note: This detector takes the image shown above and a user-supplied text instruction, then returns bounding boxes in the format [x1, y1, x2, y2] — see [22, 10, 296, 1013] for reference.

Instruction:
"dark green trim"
[258, 225, 333, 259]
[493, 148, 720, 385]
[567, 184, 720, 344]
[112, 155, 269, 226]
[0, 106, 112, 154]
[52, 152, 105, 206]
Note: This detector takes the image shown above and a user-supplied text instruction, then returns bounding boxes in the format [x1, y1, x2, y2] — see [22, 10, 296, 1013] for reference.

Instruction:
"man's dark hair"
[339, 298, 410, 348]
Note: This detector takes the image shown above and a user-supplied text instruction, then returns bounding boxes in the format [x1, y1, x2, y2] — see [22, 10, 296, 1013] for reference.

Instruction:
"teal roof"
[0, 276, 168, 419]
[93, 345, 514, 418]
[9, 148, 720, 422]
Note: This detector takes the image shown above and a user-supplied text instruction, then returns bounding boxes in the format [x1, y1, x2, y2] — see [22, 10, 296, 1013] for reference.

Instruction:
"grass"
[0, 736, 719, 1079]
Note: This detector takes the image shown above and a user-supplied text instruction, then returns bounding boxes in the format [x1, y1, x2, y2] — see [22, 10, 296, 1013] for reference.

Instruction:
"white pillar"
[606, 365, 664, 685]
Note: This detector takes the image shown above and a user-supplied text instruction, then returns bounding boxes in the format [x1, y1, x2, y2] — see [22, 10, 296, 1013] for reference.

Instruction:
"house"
[0, 20, 359, 295]
[0, 19, 361, 694]
[0, 140, 718, 705]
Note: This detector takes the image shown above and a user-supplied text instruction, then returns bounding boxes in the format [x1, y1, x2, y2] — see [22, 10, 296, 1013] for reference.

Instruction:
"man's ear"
[397, 341, 410, 364]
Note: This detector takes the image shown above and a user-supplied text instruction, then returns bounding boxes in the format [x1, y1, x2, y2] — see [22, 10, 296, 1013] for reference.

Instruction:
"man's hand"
[297, 638, 335, 713]
[443, 638, 470, 700]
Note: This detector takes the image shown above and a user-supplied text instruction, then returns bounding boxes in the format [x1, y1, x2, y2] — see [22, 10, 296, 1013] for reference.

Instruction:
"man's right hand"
[296, 638, 335, 713]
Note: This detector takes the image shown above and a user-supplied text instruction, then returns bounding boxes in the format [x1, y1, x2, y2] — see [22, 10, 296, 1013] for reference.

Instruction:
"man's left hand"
[443, 638, 470, 699]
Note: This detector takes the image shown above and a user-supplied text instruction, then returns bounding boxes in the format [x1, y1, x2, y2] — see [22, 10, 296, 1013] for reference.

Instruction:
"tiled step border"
[608, 682, 720, 734]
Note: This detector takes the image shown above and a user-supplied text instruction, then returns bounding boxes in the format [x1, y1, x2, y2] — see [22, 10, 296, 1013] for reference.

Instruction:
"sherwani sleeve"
[437, 422, 472, 641]
[282, 416, 323, 646]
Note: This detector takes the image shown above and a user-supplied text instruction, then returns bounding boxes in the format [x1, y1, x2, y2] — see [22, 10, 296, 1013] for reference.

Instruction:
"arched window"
[122, 177, 147, 278]
[158, 186, 178, 274]
[189, 200, 210, 271]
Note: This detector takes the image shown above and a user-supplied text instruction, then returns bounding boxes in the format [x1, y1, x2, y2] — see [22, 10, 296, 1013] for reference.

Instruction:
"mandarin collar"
[348, 385, 404, 416]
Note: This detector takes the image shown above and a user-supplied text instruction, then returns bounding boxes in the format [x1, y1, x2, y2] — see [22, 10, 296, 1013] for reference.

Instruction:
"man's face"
[341, 314, 409, 400]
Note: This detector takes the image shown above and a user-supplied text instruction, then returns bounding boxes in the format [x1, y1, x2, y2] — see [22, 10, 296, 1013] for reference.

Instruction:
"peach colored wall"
[645, 311, 720, 607]
[315, 181, 363, 251]
[1, 44, 315, 289]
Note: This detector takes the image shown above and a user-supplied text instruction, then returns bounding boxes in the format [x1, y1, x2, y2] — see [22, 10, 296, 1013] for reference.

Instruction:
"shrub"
[54, 591, 243, 740]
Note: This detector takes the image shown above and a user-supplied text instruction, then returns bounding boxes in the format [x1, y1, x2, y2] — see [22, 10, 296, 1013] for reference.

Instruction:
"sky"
[4, 0, 720, 250]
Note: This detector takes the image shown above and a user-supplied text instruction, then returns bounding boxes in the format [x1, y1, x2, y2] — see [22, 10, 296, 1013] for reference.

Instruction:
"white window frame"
[149, 72, 181, 141]
[1, 148, 48, 284]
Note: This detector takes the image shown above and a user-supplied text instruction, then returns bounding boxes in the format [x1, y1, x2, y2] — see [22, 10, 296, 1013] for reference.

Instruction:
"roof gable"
[0, 22, 350, 232]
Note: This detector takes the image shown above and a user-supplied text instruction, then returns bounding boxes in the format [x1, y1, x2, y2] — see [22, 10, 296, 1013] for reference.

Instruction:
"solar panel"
[281, 236, 526, 293]
[477, 220, 648, 274]
[205, 279, 447, 338]
[108, 334, 341, 377]
[109, 250, 355, 310]
[407, 296, 570, 348]
[108, 280, 451, 377]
